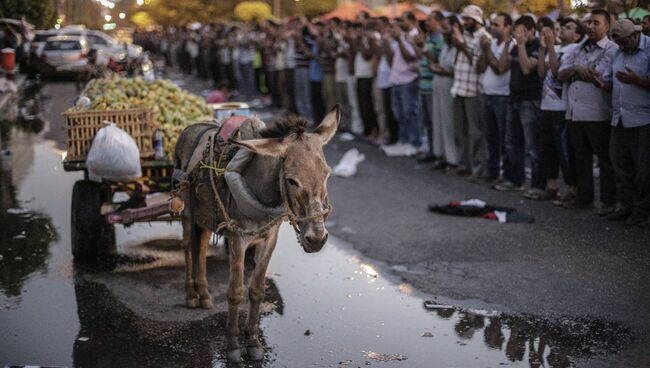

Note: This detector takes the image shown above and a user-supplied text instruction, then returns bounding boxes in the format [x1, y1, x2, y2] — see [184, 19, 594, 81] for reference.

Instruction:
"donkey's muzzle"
[302, 230, 328, 253]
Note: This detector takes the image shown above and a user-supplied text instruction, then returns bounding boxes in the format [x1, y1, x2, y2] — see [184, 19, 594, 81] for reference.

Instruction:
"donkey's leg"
[226, 235, 246, 363]
[182, 217, 199, 308]
[196, 228, 214, 309]
[245, 228, 279, 361]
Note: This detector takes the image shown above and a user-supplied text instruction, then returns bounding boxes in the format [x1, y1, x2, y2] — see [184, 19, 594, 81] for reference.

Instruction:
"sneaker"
[446, 166, 468, 177]
[417, 154, 437, 163]
[553, 191, 576, 206]
[561, 199, 594, 210]
[493, 181, 525, 191]
[466, 174, 497, 184]
[624, 210, 648, 226]
[604, 204, 633, 221]
[597, 203, 617, 217]
[431, 160, 447, 170]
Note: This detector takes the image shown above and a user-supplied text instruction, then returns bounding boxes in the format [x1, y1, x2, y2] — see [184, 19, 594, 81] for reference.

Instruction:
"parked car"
[59, 26, 142, 61]
[40, 35, 89, 73]
[86, 30, 142, 60]
[29, 30, 58, 57]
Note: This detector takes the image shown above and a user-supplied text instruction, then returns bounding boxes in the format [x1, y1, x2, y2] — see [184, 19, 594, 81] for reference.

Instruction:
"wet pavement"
[0, 80, 647, 367]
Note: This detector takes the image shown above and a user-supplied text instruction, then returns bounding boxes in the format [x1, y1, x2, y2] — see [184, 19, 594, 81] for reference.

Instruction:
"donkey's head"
[231, 105, 340, 253]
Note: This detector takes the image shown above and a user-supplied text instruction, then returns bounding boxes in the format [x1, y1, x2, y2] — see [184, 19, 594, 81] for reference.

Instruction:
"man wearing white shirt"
[476, 12, 514, 182]
[536, 18, 584, 202]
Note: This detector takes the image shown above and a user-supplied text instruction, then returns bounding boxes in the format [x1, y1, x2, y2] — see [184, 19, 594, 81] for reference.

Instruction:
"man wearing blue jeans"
[389, 15, 421, 152]
[494, 15, 543, 192]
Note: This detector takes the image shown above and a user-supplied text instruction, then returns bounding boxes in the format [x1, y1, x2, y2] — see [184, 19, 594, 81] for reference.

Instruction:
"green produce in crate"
[72, 75, 213, 156]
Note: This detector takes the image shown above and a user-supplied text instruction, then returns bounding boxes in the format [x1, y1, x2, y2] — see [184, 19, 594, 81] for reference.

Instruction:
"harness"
[203, 131, 332, 243]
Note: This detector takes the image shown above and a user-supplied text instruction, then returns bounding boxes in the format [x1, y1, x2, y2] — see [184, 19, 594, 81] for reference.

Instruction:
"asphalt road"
[2, 77, 648, 367]
[322, 136, 650, 365]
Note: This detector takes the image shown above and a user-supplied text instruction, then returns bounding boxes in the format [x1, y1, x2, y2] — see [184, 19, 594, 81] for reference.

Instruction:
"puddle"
[0, 83, 640, 368]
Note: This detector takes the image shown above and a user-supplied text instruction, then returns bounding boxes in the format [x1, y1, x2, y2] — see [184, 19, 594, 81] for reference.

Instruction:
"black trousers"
[539, 111, 575, 186]
[356, 77, 378, 136]
[610, 123, 650, 213]
[310, 80, 325, 124]
[382, 87, 398, 144]
[568, 121, 616, 204]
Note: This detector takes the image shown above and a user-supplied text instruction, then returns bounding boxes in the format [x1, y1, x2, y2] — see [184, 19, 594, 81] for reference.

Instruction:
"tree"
[234, 1, 273, 22]
[296, 0, 337, 17]
[0, 0, 56, 29]
[141, 0, 238, 26]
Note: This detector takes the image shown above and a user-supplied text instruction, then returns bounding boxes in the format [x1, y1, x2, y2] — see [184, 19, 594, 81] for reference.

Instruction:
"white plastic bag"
[333, 148, 365, 178]
[86, 122, 142, 182]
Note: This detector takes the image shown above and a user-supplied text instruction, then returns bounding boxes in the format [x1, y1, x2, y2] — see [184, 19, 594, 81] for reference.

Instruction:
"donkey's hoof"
[199, 297, 214, 309]
[247, 346, 264, 361]
[226, 348, 242, 363]
[186, 298, 199, 309]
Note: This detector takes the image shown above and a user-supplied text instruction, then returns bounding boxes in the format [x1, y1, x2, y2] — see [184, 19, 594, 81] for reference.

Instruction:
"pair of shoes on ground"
[553, 191, 576, 206]
[445, 166, 468, 177]
[430, 160, 448, 170]
[522, 187, 560, 201]
[605, 205, 650, 226]
[467, 174, 498, 184]
[492, 180, 525, 192]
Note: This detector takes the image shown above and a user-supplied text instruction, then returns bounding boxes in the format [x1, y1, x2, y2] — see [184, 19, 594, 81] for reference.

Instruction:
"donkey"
[174, 106, 339, 362]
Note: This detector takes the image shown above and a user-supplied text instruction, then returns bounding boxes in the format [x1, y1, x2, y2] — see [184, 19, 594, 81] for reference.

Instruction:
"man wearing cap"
[599, 19, 650, 227]
[448, 5, 491, 179]
[558, 9, 618, 214]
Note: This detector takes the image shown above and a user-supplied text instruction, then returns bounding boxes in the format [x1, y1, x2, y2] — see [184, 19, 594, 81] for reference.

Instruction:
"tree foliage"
[0, 0, 56, 29]
[296, 0, 338, 17]
[234, 1, 272, 22]
[142, 0, 237, 26]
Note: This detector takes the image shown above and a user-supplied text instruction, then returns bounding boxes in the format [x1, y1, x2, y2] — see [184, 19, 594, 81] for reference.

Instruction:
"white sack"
[86, 122, 142, 182]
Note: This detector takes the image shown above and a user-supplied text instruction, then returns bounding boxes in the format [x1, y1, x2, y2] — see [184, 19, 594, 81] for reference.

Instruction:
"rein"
[204, 132, 331, 242]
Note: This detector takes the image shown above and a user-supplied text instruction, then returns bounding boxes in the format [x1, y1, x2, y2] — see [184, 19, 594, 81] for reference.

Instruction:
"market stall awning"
[322, 1, 377, 21]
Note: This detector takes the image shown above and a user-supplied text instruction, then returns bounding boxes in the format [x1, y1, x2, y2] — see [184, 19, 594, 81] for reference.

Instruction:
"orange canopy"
[374, 3, 429, 21]
[322, 1, 378, 21]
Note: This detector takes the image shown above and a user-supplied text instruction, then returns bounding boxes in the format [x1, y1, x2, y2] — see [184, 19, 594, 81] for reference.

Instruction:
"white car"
[58, 25, 142, 61]
[30, 30, 58, 57]
[40, 35, 89, 72]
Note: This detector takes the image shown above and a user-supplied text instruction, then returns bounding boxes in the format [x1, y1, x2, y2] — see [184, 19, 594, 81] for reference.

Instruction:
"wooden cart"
[62, 107, 176, 261]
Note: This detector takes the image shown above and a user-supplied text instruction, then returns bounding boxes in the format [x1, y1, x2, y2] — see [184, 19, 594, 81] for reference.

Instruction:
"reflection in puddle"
[1, 119, 58, 300]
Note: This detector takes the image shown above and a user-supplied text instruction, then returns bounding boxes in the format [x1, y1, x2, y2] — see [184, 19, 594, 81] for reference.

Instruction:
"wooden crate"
[63, 108, 157, 162]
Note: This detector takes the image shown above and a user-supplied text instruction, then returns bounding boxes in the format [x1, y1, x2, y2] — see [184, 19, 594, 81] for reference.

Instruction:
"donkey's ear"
[314, 104, 340, 145]
[229, 138, 287, 157]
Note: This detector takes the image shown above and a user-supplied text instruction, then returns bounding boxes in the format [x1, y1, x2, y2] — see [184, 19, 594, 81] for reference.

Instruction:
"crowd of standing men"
[135, 7, 650, 228]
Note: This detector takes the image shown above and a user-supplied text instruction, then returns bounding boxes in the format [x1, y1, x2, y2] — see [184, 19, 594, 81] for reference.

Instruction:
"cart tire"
[71, 180, 105, 261]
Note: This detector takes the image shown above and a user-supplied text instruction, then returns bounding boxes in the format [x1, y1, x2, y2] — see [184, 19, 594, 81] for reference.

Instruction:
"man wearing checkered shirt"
[448, 5, 491, 179]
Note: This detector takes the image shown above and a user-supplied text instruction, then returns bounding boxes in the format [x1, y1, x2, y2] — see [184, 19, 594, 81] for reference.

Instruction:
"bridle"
[278, 161, 332, 246]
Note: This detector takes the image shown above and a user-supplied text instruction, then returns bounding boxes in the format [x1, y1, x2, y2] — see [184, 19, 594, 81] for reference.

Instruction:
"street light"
[119, 12, 126, 19]
[104, 14, 112, 22]
[136, 0, 144, 5]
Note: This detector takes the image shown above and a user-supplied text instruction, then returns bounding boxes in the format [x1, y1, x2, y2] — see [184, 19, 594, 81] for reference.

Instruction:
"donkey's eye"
[286, 178, 300, 187]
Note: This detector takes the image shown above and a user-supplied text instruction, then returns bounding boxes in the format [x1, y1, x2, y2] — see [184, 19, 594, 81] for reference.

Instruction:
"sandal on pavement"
[530, 188, 560, 201]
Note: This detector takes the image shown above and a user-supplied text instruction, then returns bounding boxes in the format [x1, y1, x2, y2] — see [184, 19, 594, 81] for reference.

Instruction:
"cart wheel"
[71, 180, 113, 261]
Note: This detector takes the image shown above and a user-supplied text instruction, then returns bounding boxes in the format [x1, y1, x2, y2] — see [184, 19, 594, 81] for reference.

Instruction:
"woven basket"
[63, 108, 157, 162]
